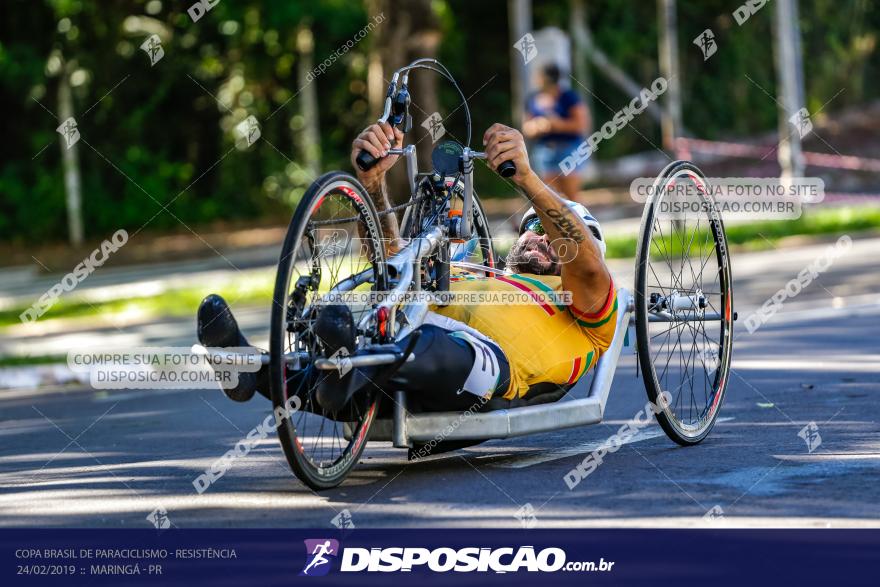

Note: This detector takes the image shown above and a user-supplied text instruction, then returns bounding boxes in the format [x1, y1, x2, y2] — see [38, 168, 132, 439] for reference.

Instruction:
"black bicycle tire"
[270, 171, 387, 490]
[634, 161, 734, 446]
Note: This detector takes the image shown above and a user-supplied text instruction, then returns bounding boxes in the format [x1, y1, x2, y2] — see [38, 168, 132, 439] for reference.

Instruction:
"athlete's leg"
[197, 294, 269, 401]
[389, 325, 511, 412]
[198, 296, 375, 407]
[198, 296, 511, 412]
[315, 324, 511, 413]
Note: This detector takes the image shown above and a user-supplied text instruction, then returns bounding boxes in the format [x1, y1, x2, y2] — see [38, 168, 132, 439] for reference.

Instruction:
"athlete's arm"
[351, 122, 405, 254]
[483, 123, 612, 314]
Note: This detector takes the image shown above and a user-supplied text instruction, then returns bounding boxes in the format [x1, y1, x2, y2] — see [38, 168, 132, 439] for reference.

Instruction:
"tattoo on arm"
[544, 208, 585, 243]
[521, 175, 606, 275]
[521, 178, 585, 244]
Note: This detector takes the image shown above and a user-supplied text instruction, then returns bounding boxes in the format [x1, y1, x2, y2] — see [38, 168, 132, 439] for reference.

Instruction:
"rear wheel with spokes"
[270, 172, 387, 490]
[635, 161, 734, 445]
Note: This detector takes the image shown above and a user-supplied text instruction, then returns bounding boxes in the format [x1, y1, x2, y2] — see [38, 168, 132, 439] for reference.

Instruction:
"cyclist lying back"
[197, 123, 616, 414]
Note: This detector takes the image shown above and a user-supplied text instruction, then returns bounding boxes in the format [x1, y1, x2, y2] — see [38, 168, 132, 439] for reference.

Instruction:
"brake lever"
[356, 76, 409, 171]
[390, 85, 411, 130]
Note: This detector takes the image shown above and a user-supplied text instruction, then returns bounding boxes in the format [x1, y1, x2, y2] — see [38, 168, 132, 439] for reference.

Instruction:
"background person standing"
[522, 63, 590, 200]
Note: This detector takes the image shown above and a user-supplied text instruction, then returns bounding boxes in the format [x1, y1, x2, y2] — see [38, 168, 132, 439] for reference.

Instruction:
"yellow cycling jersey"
[431, 270, 618, 399]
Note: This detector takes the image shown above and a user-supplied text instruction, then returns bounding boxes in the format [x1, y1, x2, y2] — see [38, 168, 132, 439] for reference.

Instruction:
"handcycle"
[263, 59, 735, 490]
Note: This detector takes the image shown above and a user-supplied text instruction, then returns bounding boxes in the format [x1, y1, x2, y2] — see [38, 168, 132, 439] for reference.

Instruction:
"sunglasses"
[523, 216, 546, 236]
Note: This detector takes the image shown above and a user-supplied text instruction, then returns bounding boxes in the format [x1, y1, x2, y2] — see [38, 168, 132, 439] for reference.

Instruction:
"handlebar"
[497, 160, 516, 178]
[355, 59, 517, 179]
[355, 149, 380, 171]
[356, 147, 517, 177]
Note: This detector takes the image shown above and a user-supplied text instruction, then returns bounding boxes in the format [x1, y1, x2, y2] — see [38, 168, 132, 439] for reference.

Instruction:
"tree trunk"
[773, 0, 806, 182]
[658, 0, 682, 151]
[368, 0, 441, 204]
[569, 0, 593, 114]
[366, 0, 385, 116]
[508, 0, 533, 130]
[58, 62, 84, 247]
[296, 24, 322, 179]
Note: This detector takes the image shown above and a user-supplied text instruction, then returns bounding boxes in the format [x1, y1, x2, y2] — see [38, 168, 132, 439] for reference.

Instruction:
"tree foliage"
[0, 0, 877, 244]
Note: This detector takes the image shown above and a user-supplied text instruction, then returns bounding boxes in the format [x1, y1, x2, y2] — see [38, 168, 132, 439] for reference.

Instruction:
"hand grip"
[497, 160, 517, 178]
[355, 149, 382, 171]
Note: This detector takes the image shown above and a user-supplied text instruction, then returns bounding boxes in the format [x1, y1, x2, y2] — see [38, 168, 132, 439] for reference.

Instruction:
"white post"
[58, 63, 84, 247]
[774, 0, 806, 181]
[658, 0, 682, 152]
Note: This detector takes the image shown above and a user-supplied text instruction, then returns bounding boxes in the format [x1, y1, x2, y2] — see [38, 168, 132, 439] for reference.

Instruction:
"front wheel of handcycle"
[635, 161, 734, 445]
[269, 171, 388, 490]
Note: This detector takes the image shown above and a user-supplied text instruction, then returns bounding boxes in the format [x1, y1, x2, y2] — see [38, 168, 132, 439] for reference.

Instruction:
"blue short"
[530, 139, 587, 177]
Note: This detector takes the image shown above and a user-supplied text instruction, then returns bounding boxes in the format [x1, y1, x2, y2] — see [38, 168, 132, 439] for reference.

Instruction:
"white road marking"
[774, 453, 880, 462]
[738, 296, 879, 325]
[494, 417, 734, 469]
[733, 358, 880, 373]
[91, 388, 188, 402]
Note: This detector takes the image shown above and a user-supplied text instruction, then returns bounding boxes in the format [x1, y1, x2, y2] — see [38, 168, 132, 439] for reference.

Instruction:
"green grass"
[0, 256, 377, 330]
[604, 205, 880, 259]
[0, 272, 277, 329]
[0, 354, 67, 367]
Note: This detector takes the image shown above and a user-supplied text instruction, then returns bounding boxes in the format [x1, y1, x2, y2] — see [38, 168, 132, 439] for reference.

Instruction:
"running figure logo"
[789, 107, 813, 139]
[139, 34, 165, 66]
[693, 29, 717, 61]
[514, 33, 538, 65]
[56, 117, 80, 149]
[235, 115, 261, 148]
[421, 112, 446, 143]
[299, 539, 340, 576]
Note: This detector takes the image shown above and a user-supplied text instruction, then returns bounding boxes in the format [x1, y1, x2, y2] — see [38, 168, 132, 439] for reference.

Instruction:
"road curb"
[0, 363, 87, 390]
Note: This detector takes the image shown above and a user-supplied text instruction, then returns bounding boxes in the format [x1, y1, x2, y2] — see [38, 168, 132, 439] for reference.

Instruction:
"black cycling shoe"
[197, 294, 265, 402]
[198, 294, 249, 348]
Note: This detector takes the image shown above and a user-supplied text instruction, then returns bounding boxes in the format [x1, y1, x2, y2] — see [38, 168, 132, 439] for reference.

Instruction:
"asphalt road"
[1, 237, 878, 528]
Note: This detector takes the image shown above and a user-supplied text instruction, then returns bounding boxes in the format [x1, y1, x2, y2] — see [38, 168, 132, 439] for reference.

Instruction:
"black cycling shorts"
[390, 325, 511, 412]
